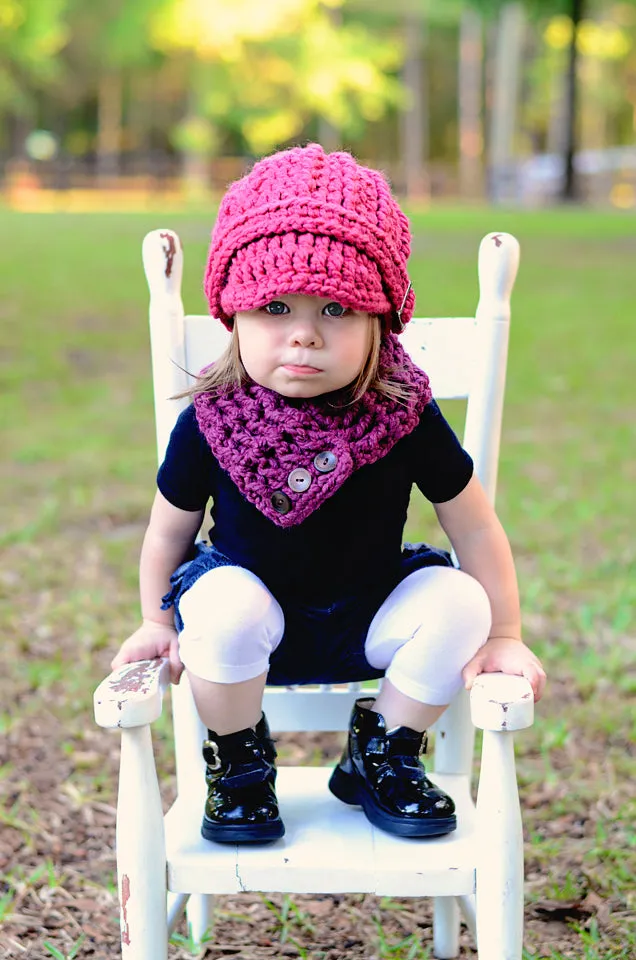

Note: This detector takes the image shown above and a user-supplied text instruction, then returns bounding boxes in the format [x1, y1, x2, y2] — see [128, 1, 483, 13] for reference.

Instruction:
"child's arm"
[111, 490, 204, 683]
[434, 474, 546, 701]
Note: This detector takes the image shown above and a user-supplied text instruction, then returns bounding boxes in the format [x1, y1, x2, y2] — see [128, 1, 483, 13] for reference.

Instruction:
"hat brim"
[219, 233, 393, 324]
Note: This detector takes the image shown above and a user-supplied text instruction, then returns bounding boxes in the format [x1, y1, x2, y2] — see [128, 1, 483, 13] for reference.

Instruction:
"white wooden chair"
[94, 228, 534, 959]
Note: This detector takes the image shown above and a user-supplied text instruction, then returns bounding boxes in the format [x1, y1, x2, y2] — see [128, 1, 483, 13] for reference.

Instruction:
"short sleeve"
[408, 400, 474, 503]
[156, 404, 214, 511]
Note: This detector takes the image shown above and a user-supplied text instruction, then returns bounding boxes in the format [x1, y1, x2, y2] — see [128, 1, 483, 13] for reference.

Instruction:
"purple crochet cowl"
[193, 335, 432, 527]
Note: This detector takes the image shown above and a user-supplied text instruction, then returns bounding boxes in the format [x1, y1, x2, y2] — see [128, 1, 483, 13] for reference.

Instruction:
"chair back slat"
[142, 230, 520, 774]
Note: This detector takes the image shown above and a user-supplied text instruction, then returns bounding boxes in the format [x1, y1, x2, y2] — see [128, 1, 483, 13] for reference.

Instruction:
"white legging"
[177, 565, 491, 706]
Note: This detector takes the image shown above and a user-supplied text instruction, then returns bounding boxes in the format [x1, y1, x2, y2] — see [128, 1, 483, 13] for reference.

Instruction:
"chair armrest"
[470, 672, 534, 732]
[93, 658, 170, 729]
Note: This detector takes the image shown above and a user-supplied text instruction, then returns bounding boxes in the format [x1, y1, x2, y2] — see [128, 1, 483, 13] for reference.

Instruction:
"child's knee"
[178, 566, 284, 670]
[445, 569, 492, 641]
[371, 565, 491, 644]
[378, 569, 492, 705]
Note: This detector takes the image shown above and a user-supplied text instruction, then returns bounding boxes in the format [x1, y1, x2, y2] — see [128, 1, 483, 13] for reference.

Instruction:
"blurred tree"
[538, 12, 632, 153]
[559, 0, 584, 199]
[344, 0, 466, 196]
[458, 5, 484, 199]
[472, 0, 636, 200]
[4, 0, 634, 203]
[317, 1, 342, 153]
[149, 0, 403, 185]
[487, 2, 526, 203]
[63, 0, 168, 179]
[0, 0, 69, 152]
[400, 6, 429, 200]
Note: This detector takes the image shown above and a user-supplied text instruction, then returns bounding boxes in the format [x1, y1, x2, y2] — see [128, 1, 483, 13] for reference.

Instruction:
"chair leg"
[475, 730, 524, 959]
[117, 727, 168, 960]
[433, 896, 460, 958]
[186, 894, 215, 947]
[167, 893, 188, 937]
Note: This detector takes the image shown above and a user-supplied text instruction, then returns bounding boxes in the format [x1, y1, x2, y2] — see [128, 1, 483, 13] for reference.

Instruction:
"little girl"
[112, 143, 545, 845]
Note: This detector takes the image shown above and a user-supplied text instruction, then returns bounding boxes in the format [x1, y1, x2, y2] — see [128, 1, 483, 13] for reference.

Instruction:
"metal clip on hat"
[395, 281, 412, 332]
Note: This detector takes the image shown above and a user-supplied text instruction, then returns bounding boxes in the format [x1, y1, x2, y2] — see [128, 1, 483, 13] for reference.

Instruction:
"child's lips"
[282, 364, 323, 374]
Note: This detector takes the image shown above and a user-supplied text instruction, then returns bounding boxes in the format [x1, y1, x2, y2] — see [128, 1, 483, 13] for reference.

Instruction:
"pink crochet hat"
[204, 143, 415, 333]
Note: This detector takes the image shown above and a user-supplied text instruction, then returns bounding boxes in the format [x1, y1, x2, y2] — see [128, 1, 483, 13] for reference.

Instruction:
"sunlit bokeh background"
[2, 0, 636, 210]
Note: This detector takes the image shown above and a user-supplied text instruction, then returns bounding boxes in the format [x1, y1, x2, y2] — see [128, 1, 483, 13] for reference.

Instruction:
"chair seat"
[165, 767, 477, 897]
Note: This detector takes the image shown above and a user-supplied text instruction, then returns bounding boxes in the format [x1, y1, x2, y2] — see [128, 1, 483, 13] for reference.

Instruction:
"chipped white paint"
[470, 673, 534, 732]
[117, 726, 168, 960]
[475, 732, 525, 958]
[468, 231, 519, 504]
[94, 229, 531, 959]
[165, 768, 475, 896]
[262, 685, 379, 732]
[94, 658, 170, 729]
[142, 229, 189, 462]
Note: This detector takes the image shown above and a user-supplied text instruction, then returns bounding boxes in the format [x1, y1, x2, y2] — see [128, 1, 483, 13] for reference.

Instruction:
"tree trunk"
[318, 115, 341, 154]
[547, 55, 568, 156]
[97, 72, 123, 184]
[400, 10, 429, 201]
[127, 71, 152, 176]
[487, 2, 525, 204]
[458, 7, 483, 200]
[318, 2, 342, 153]
[180, 63, 214, 196]
[561, 0, 584, 201]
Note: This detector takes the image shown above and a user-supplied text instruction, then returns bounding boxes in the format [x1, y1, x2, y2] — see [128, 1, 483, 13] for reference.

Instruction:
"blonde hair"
[175, 316, 413, 405]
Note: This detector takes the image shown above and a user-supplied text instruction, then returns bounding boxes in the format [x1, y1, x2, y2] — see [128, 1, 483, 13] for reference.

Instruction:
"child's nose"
[289, 316, 322, 347]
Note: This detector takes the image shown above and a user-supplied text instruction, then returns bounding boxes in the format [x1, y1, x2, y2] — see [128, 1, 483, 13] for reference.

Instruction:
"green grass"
[1, 204, 634, 957]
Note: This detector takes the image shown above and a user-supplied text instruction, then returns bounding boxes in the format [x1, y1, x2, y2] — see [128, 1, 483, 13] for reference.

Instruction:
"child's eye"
[263, 301, 289, 316]
[323, 302, 348, 318]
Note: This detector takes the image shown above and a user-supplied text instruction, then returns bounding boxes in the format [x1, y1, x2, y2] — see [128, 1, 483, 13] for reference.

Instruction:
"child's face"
[234, 294, 372, 399]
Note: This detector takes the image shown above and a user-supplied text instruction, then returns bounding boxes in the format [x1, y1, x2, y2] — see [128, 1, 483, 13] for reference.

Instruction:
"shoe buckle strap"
[223, 760, 271, 789]
[386, 733, 428, 758]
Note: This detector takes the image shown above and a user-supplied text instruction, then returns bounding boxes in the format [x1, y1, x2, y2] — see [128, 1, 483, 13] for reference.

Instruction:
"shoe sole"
[201, 817, 285, 844]
[328, 765, 457, 838]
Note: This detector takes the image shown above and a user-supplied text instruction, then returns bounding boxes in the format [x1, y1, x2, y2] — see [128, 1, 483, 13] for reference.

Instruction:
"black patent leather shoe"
[201, 713, 285, 843]
[328, 698, 456, 838]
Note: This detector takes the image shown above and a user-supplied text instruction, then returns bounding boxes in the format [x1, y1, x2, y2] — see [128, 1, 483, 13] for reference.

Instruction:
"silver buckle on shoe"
[203, 739, 222, 771]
